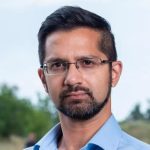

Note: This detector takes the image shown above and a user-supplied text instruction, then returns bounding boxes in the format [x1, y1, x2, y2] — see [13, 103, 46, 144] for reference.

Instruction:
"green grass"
[0, 135, 25, 150]
[121, 120, 150, 144]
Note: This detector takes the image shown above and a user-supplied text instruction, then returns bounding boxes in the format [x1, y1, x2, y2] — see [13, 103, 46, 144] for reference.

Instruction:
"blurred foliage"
[121, 100, 150, 144]
[128, 103, 145, 120]
[0, 84, 58, 139]
[121, 120, 150, 144]
[126, 101, 150, 121]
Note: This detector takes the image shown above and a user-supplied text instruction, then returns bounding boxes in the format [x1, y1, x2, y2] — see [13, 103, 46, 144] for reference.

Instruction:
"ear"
[38, 68, 48, 93]
[111, 61, 122, 87]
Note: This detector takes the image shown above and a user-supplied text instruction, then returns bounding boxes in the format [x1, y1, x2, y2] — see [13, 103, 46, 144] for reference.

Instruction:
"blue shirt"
[24, 115, 150, 150]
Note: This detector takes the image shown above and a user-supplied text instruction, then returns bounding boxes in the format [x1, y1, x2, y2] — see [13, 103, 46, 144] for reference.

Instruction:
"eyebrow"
[45, 55, 99, 63]
[45, 58, 67, 63]
[77, 55, 98, 60]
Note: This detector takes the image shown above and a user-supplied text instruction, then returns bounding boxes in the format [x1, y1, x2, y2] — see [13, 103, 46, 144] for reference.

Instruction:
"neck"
[58, 99, 111, 150]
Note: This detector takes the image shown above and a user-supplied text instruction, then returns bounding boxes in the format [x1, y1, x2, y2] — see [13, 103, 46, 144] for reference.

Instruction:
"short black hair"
[38, 6, 117, 65]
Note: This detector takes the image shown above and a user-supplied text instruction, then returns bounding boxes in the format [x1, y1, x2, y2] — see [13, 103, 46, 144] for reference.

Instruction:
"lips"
[64, 91, 89, 100]
[59, 86, 93, 102]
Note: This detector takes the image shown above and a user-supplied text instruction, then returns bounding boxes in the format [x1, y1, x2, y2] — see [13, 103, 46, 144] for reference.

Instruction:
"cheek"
[95, 78, 110, 99]
[46, 77, 63, 103]
[85, 71, 110, 100]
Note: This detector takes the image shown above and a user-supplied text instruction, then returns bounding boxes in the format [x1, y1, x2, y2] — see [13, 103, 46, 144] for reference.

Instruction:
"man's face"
[38, 28, 120, 120]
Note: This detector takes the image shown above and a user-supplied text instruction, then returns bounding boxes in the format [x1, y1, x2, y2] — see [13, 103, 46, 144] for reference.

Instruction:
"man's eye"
[80, 59, 95, 67]
[50, 62, 65, 70]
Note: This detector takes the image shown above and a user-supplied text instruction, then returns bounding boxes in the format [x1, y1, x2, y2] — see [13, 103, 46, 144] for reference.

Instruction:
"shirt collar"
[34, 115, 122, 150]
[35, 123, 62, 149]
[83, 115, 122, 150]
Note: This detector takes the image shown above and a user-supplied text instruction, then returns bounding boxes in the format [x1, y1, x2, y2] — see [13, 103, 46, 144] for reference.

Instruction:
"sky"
[0, 0, 150, 121]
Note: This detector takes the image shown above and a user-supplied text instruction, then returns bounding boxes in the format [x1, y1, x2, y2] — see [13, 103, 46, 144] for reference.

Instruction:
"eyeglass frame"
[40, 57, 114, 75]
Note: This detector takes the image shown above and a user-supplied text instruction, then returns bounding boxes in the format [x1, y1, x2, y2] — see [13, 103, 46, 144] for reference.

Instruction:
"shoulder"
[23, 123, 61, 150]
[118, 131, 150, 150]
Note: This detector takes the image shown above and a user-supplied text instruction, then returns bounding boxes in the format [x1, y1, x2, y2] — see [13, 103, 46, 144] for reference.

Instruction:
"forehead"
[44, 28, 106, 62]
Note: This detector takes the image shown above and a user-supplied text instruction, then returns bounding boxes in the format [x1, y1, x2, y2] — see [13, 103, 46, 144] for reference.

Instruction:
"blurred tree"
[0, 84, 58, 139]
[145, 99, 150, 120]
[128, 103, 144, 120]
[36, 93, 59, 126]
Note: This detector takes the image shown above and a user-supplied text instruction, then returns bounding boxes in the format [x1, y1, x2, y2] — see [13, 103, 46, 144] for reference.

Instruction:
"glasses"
[41, 57, 113, 75]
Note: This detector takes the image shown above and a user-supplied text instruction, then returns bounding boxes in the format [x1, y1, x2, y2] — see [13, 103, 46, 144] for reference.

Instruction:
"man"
[25, 6, 150, 150]
[24, 133, 36, 148]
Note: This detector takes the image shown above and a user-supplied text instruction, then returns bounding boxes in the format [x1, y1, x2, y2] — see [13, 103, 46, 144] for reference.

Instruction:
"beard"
[56, 80, 111, 121]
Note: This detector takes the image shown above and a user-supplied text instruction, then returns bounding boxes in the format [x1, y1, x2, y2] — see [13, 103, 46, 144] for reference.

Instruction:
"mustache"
[59, 85, 93, 100]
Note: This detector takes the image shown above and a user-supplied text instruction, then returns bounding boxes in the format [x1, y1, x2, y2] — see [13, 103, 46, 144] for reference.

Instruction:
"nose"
[64, 63, 83, 86]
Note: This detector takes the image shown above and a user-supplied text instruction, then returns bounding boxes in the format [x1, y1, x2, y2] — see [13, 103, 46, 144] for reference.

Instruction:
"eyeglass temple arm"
[101, 60, 114, 64]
